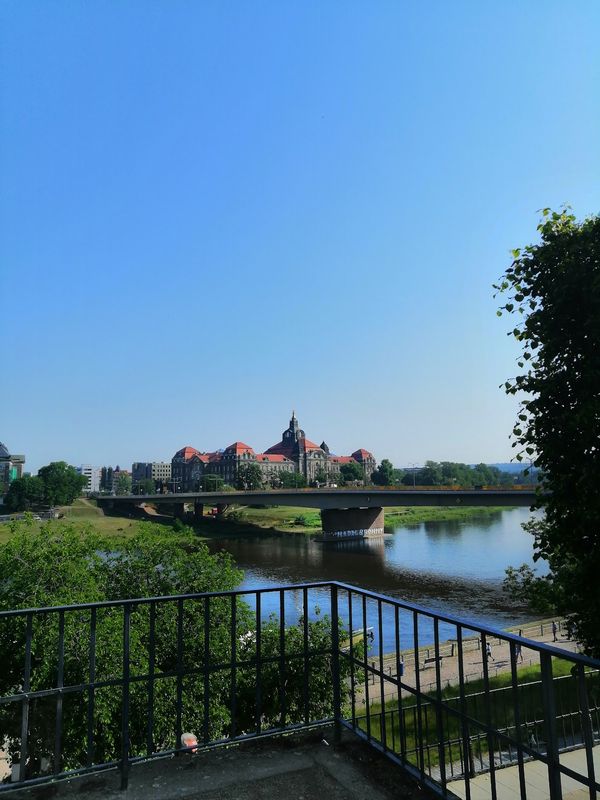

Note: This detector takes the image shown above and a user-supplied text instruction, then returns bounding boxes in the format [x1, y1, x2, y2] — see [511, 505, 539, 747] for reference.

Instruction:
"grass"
[384, 506, 506, 526]
[0, 500, 512, 544]
[0, 498, 152, 543]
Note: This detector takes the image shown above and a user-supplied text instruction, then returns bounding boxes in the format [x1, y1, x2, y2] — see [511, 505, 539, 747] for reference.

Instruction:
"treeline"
[371, 459, 532, 487]
[2, 461, 87, 512]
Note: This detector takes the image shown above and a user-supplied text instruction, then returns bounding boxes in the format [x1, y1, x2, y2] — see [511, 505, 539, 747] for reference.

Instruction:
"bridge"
[97, 488, 539, 541]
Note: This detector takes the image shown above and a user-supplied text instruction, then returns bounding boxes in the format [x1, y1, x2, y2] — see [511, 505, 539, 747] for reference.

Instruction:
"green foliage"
[201, 474, 224, 492]
[279, 471, 307, 489]
[312, 468, 329, 486]
[4, 462, 87, 511]
[115, 473, 132, 496]
[0, 520, 352, 775]
[236, 463, 263, 490]
[371, 458, 395, 486]
[37, 461, 88, 506]
[3, 475, 45, 511]
[495, 208, 600, 655]
[340, 462, 364, 483]
[136, 477, 155, 495]
[400, 460, 513, 487]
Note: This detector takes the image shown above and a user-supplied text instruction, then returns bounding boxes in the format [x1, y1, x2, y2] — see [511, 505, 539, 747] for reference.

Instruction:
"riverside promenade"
[356, 619, 579, 708]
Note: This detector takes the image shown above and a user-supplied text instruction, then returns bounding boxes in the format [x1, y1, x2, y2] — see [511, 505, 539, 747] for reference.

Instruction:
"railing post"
[331, 584, 341, 744]
[540, 652, 562, 800]
[120, 604, 131, 791]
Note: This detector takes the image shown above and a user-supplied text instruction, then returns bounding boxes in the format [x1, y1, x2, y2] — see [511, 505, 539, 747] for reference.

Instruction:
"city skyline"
[2, 3, 599, 474]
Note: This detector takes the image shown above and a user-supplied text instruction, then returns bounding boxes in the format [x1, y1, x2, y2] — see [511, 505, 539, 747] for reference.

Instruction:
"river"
[204, 508, 546, 648]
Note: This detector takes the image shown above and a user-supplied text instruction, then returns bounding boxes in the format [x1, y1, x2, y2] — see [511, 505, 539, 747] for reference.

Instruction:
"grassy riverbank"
[0, 499, 509, 543]
[212, 503, 506, 534]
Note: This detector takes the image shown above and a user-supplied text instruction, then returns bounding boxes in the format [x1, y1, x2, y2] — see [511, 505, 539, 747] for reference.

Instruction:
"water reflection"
[204, 508, 545, 640]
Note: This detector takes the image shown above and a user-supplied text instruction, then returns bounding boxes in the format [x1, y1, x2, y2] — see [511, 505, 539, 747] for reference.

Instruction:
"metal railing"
[0, 582, 598, 799]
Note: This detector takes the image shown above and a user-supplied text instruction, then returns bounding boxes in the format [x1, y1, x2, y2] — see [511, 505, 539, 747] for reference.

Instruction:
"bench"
[421, 655, 444, 670]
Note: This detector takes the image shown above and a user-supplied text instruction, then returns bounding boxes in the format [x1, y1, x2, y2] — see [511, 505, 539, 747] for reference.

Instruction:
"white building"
[76, 465, 101, 494]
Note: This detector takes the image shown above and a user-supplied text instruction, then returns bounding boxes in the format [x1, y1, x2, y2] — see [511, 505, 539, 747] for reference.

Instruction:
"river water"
[205, 508, 545, 648]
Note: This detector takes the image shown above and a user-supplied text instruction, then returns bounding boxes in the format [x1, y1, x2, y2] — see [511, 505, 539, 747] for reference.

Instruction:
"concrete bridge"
[96, 488, 539, 541]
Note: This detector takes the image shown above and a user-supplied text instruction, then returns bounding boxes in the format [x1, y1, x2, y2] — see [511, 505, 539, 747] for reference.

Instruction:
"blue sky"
[1, 2, 599, 473]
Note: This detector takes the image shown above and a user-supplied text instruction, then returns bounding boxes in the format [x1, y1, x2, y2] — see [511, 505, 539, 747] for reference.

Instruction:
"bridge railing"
[0, 583, 597, 799]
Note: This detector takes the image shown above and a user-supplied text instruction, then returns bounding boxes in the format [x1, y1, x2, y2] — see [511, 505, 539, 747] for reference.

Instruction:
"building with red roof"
[170, 412, 376, 490]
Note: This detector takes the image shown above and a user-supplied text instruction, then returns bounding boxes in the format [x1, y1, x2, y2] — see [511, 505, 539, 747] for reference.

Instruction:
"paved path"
[356, 623, 580, 708]
[450, 745, 599, 800]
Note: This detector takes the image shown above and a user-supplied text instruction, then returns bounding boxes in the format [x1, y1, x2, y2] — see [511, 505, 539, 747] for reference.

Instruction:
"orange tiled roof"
[255, 453, 292, 463]
[224, 441, 255, 455]
[351, 448, 374, 459]
[174, 446, 201, 461]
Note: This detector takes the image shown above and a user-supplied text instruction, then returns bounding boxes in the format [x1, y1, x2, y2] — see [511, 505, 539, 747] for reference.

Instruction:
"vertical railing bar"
[279, 589, 286, 729]
[433, 618, 447, 793]
[509, 641, 527, 799]
[456, 627, 472, 797]
[87, 607, 97, 767]
[302, 586, 309, 726]
[146, 601, 155, 756]
[378, 599, 387, 750]
[481, 633, 498, 800]
[395, 605, 406, 762]
[576, 664, 596, 800]
[348, 590, 356, 727]
[331, 585, 341, 743]
[255, 592, 262, 735]
[230, 595, 237, 738]
[413, 610, 425, 779]
[175, 598, 184, 748]
[203, 597, 210, 744]
[54, 610, 65, 775]
[120, 604, 131, 791]
[362, 594, 371, 741]
[540, 652, 562, 800]
[19, 612, 33, 783]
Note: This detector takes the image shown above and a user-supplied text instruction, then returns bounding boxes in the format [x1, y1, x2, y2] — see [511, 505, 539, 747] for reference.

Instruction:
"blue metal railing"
[0, 582, 598, 799]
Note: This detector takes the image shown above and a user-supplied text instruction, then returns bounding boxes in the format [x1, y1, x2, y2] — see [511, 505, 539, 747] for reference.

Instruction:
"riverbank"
[0, 501, 511, 543]
[201, 504, 507, 536]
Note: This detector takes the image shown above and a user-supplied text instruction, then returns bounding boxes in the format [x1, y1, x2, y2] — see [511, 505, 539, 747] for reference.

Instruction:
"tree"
[312, 468, 328, 487]
[279, 471, 307, 489]
[236, 463, 263, 490]
[495, 208, 600, 655]
[3, 475, 45, 512]
[37, 461, 87, 505]
[115, 473, 132, 495]
[0, 520, 355, 774]
[201, 474, 224, 492]
[340, 462, 364, 483]
[371, 459, 394, 486]
[136, 478, 155, 495]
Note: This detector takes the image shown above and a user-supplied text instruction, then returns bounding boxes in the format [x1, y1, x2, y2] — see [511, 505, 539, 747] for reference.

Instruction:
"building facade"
[132, 461, 171, 489]
[76, 465, 101, 494]
[0, 442, 25, 496]
[171, 413, 376, 491]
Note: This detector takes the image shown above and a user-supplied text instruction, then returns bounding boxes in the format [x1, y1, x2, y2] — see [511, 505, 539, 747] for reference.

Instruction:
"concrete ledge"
[1, 729, 437, 800]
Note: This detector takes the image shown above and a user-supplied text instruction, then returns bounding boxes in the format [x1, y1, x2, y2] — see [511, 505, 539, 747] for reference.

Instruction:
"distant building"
[132, 461, 171, 490]
[76, 465, 101, 494]
[170, 413, 376, 491]
[0, 442, 25, 496]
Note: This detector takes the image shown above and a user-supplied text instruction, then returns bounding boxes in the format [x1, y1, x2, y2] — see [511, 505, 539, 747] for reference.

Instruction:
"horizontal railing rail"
[0, 581, 598, 800]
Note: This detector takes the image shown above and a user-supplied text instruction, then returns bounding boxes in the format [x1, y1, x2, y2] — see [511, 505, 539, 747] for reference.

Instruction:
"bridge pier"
[172, 503, 186, 520]
[194, 502, 204, 522]
[320, 507, 384, 541]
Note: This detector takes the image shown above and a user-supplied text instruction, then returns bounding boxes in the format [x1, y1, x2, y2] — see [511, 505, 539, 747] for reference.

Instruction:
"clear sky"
[1, 2, 599, 473]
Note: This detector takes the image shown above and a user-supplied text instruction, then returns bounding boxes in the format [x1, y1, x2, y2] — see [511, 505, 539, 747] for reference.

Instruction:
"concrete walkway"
[450, 745, 600, 800]
[357, 624, 580, 708]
